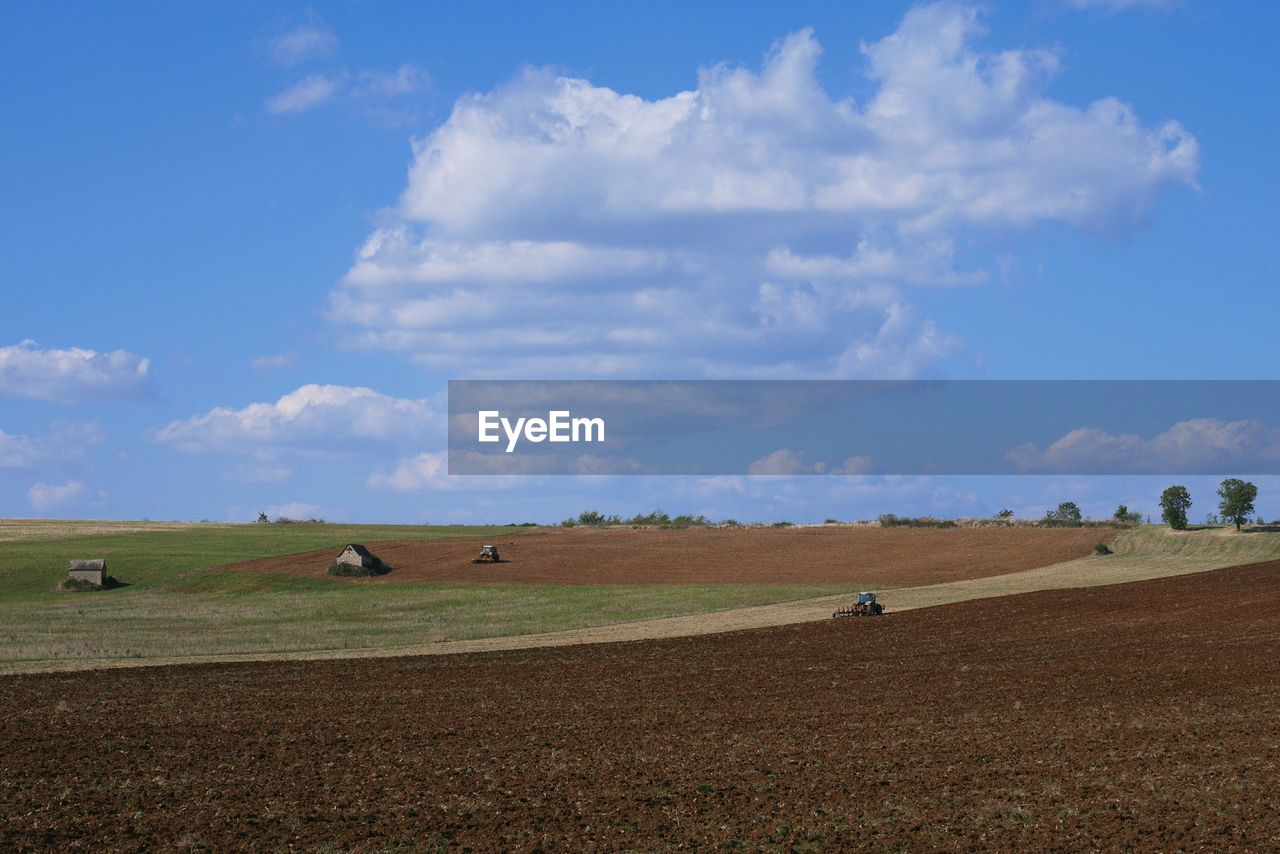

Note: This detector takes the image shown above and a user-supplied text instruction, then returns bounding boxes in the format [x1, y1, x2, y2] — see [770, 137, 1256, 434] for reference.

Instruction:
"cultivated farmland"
[218, 524, 1117, 585]
[0, 522, 1113, 672]
[3, 559, 1279, 849]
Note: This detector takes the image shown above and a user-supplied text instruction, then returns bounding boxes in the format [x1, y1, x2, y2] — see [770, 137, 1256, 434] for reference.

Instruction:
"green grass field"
[0, 521, 849, 671]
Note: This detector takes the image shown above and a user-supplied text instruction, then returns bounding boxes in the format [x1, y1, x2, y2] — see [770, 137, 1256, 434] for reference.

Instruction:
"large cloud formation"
[329, 3, 1197, 378]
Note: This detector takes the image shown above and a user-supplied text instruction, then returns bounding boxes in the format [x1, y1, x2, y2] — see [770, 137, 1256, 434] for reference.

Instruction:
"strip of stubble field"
[8, 526, 1278, 674]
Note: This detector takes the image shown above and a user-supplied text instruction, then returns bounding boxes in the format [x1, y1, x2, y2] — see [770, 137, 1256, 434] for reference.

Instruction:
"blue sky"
[1, 0, 1277, 524]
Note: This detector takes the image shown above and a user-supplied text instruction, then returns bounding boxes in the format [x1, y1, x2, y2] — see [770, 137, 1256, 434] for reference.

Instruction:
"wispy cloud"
[0, 422, 103, 469]
[367, 451, 449, 491]
[267, 21, 339, 66]
[367, 450, 539, 491]
[265, 65, 428, 119]
[1065, 0, 1175, 11]
[0, 340, 151, 402]
[265, 75, 338, 114]
[747, 449, 873, 476]
[250, 352, 298, 373]
[27, 480, 86, 512]
[225, 463, 294, 484]
[264, 501, 328, 521]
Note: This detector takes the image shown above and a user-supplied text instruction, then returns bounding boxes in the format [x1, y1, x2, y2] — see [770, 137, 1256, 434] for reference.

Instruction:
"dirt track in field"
[3, 560, 1279, 850]
[217, 525, 1115, 586]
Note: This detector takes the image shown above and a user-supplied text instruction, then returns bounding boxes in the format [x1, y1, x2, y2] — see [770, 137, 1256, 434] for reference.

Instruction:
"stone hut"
[336, 544, 377, 570]
[67, 559, 109, 587]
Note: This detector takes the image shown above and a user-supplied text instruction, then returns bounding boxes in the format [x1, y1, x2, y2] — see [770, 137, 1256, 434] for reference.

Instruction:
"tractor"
[833, 591, 884, 618]
[472, 545, 502, 564]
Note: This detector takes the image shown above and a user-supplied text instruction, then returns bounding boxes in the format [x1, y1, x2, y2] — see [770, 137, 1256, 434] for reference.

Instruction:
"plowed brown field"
[217, 525, 1114, 585]
[3, 559, 1279, 850]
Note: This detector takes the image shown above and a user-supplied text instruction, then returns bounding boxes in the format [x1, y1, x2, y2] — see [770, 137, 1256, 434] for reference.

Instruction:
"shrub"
[1094, 543, 1113, 556]
[58, 576, 123, 592]
[771, 521, 793, 527]
[1043, 502, 1083, 527]
[327, 559, 390, 578]
[824, 518, 840, 525]
[627, 509, 672, 526]
[995, 508, 1015, 520]
[721, 519, 739, 527]
[1113, 505, 1143, 525]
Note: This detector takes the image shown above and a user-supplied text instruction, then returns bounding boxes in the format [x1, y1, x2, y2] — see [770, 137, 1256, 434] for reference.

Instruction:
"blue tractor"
[833, 591, 884, 618]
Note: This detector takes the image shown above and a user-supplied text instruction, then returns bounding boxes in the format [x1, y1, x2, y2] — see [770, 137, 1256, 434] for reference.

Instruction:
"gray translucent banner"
[447, 380, 1280, 475]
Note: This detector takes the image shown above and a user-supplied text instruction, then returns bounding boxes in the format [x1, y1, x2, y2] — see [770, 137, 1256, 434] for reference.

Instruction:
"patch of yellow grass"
[0, 519, 229, 543]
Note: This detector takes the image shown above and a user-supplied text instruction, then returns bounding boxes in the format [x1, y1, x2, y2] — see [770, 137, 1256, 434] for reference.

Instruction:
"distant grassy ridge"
[0, 519, 233, 543]
[1095, 525, 1280, 568]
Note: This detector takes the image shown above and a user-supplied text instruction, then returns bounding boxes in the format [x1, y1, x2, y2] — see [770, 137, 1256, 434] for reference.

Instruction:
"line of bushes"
[878, 514, 957, 529]
[562, 509, 714, 528]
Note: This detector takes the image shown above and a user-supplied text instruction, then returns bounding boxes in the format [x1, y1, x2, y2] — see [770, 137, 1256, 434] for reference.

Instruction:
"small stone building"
[336, 544, 378, 569]
[67, 559, 109, 587]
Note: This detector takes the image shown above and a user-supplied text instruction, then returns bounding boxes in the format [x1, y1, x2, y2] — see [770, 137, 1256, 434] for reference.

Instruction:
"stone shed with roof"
[336, 544, 377, 569]
[67, 559, 109, 586]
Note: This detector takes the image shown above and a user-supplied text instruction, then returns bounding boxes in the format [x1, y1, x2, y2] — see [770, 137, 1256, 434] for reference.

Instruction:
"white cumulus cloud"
[154, 384, 441, 455]
[0, 340, 151, 402]
[1007, 418, 1280, 474]
[330, 3, 1197, 378]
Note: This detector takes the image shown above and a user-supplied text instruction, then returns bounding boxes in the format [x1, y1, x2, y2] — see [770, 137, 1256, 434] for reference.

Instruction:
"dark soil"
[3, 559, 1279, 850]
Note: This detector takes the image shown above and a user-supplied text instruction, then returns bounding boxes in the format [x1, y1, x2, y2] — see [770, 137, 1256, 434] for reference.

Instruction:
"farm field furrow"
[3, 559, 1279, 849]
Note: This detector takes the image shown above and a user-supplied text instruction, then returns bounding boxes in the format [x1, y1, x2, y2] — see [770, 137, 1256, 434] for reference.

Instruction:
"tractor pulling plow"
[833, 591, 884, 618]
[472, 545, 504, 564]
